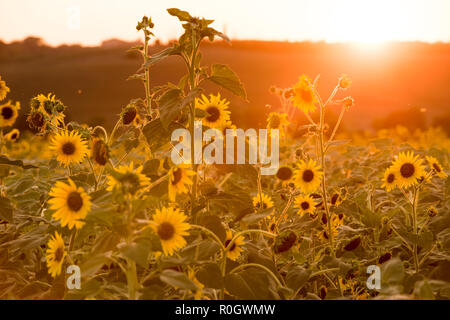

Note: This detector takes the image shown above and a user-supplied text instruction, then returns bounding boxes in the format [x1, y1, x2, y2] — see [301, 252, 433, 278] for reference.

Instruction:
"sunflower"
[27, 109, 47, 132]
[168, 165, 195, 202]
[91, 137, 109, 166]
[294, 194, 316, 217]
[133, 114, 142, 127]
[426, 156, 447, 179]
[224, 230, 245, 261]
[150, 207, 190, 256]
[391, 151, 425, 188]
[252, 193, 274, 211]
[46, 232, 67, 278]
[275, 165, 294, 186]
[107, 162, 150, 196]
[48, 179, 92, 230]
[0, 76, 10, 101]
[293, 159, 323, 193]
[267, 112, 289, 137]
[0, 101, 20, 127]
[381, 166, 397, 192]
[195, 93, 231, 130]
[291, 75, 317, 114]
[4, 129, 19, 142]
[31, 93, 65, 127]
[50, 130, 88, 167]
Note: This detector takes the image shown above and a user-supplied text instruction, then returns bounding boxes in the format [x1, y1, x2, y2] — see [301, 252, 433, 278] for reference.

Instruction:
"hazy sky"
[1, 0, 449, 46]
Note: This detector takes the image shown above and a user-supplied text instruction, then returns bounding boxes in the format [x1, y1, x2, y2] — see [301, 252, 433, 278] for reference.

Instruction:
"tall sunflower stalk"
[291, 74, 352, 256]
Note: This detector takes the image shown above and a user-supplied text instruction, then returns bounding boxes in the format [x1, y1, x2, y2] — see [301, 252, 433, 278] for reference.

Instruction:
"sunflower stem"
[229, 263, 283, 288]
[412, 187, 420, 273]
[317, 92, 335, 257]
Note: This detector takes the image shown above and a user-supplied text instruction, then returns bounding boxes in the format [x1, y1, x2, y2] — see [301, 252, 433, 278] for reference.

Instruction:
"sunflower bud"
[342, 97, 354, 110]
[338, 74, 351, 89]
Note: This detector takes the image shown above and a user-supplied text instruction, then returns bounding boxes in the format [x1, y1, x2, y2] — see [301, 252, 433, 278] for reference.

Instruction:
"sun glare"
[322, 0, 407, 44]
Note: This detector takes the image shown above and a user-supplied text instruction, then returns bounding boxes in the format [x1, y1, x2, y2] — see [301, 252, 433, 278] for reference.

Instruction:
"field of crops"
[0, 9, 449, 300]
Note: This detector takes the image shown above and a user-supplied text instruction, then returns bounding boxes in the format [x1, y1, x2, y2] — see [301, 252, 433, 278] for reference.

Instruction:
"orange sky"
[1, 0, 449, 46]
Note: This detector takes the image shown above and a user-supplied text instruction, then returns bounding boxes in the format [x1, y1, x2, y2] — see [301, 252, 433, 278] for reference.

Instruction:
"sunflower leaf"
[206, 64, 247, 100]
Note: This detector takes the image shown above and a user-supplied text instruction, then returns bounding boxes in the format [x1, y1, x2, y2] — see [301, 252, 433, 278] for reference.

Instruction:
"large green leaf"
[160, 270, 198, 290]
[159, 88, 200, 129]
[207, 64, 247, 99]
[197, 263, 224, 289]
[167, 8, 193, 22]
[142, 118, 184, 152]
[285, 266, 311, 293]
[144, 46, 181, 68]
[224, 267, 280, 299]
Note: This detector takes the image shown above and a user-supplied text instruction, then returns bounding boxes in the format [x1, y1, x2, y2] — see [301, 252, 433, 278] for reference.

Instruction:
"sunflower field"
[0, 9, 449, 300]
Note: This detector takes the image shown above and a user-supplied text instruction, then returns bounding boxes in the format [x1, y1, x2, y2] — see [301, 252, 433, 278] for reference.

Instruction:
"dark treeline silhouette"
[1, 37, 449, 133]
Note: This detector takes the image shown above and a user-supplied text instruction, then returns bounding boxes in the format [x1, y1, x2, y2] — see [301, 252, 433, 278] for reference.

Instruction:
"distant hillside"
[1, 37, 449, 132]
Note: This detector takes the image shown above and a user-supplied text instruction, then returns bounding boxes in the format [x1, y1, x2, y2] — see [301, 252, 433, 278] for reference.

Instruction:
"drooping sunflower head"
[0, 76, 10, 101]
[291, 75, 317, 114]
[121, 104, 138, 125]
[150, 207, 190, 256]
[50, 130, 88, 167]
[330, 189, 346, 206]
[5, 128, 20, 142]
[425, 156, 447, 179]
[48, 179, 92, 230]
[46, 232, 67, 278]
[91, 137, 109, 166]
[107, 162, 151, 196]
[293, 159, 323, 194]
[0, 101, 20, 127]
[275, 165, 294, 185]
[294, 194, 316, 217]
[224, 230, 245, 261]
[392, 151, 425, 189]
[381, 166, 397, 192]
[195, 93, 231, 130]
[27, 109, 47, 132]
[267, 112, 289, 137]
[168, 165, 195, 202]
[252, 193, 274, 211]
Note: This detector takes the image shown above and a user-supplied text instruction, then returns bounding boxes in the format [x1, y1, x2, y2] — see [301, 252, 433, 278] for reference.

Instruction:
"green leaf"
[207, 64, 247, 99]
[142, 118, 184, 151]
[198, 215, 226, 243]
[79, 253, 111, 278]
[159, 88, 200, 129]
[0, 196, 14, 222]
[224, 267, 280, 299]
[118, 240, 151, 268]
[197, 263, 224, 289]
[167, 8, 193, 22]
[0, 155, 37, 169]
[144, 46, 181, 68]
[160, 270, 198, 290]
[286, 266, 311, 293]
[381, 257, 405, 286]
